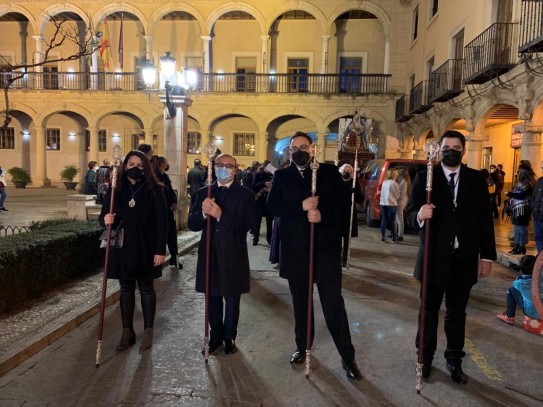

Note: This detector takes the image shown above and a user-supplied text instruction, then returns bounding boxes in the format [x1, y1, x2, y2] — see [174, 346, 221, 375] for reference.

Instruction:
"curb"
[0, 235, 199, 377]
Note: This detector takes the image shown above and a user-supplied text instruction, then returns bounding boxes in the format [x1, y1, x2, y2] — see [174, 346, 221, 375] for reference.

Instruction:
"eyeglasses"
[216, 163, 235, 169]
[440, 146, 463, 152]
[290, 145, 310, 153]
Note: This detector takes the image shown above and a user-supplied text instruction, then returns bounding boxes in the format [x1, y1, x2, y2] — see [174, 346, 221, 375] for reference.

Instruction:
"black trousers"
[288, 277, 355, 363]
[416, 258, 472, 365]
[167, 211, 178, 260]
[209, 294, 241, 342]
[253, 202, 273, 243]
[119, 278, 156, 330]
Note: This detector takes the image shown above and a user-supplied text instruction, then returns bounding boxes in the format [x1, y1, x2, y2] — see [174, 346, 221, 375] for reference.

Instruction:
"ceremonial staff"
[96, 145, 123, 367]
[202, 142, 217, 363]
[305, 142, 321, 378]
[345, 135, 360, 270]
[415, 140, 439, 393]
[532, 252, 543, 319]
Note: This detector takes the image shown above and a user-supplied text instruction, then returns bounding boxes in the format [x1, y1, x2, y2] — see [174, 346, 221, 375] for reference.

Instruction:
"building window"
[429, 0, 439, 18]
[426, 56, 435, 80]
[412, 5, 419, 41]
[187, 131, 201, 154]
[43, 65, 59, 90]
[287, 58, 309, 93]
[85, 130, 90, 151]
[46, 128, 60, 150]
[98, 129, 107, 152]
[236, 57, 257, 92]
[0, 127, 15, 149]
[233, 132, 255, 156]
[131, 133, 145, 150]
[339, 57, 362, 92]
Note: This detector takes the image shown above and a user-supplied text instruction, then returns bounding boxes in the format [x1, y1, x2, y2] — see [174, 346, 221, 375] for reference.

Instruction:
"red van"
[359, 159, 427, 227]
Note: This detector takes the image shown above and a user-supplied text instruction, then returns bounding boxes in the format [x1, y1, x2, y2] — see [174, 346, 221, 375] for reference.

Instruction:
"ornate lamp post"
[142, 52, 192, 228]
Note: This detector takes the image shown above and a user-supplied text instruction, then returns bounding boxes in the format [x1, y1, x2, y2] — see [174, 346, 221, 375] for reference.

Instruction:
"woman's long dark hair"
[116, 150, 162, 191]
[516, 164, 536, 188]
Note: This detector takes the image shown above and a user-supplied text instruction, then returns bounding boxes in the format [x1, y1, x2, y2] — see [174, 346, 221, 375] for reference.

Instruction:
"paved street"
[0, 186, 542, 406]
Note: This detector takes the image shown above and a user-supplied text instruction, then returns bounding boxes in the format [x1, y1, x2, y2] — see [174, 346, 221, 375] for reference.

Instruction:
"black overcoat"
[99, 181, 168, 280]
[406, 164, 497, 288]
[188, 180, 255, 296]
[266, 163, 346, 282]
[339, 178, 362, 238]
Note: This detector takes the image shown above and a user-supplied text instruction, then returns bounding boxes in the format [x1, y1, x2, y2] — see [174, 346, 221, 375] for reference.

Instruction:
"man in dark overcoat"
[188, 153, 255, 355]
[406, 130, 496, 385]
[266, 131, 361, 381]
[187, 158, 205, 207]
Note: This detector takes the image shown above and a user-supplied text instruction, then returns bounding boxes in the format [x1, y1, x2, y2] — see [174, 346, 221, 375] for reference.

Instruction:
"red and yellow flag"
[99, 19, 111, 70]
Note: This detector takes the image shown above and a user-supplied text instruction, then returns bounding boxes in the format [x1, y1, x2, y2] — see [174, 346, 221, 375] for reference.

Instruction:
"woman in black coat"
[99, 150, 168, 352]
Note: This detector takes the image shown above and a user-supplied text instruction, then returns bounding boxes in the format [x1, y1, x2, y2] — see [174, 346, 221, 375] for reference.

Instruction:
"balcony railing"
[428, 59, 464, 103]
[463, 22, 519, 85]
[0, 71, 391, 95]
[519, 0, 543, 53]
[395, 95, 413, 122]
[409, 81, 432, 114]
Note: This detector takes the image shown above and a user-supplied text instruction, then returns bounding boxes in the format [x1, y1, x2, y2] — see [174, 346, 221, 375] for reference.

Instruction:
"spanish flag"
[99, 19, 111, 70]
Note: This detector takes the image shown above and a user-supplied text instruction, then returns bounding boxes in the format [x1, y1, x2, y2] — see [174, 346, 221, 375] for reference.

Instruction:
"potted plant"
[60, 164, 79, 190]
[7, 166, 31, 189]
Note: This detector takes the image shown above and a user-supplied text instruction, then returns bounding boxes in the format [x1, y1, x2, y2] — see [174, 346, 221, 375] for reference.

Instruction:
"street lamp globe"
[142, 60, 157, 89]
[160, 51, 177, 86]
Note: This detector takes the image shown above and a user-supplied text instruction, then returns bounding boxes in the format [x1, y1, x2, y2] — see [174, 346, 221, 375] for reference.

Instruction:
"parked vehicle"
[359, 159, 427, 227]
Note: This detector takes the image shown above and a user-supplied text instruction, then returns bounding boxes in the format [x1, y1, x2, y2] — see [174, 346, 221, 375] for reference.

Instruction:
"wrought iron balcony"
[409, 81, 432, 114]
[428, 59, 464, 103]
[395, 95, 413, 122]
[463, 23, 519, 85]
[519, 0, 543, 53]
[0, 71, 391, 95]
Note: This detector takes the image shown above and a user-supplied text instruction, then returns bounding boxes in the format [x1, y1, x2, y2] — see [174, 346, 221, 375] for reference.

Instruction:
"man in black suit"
[187, 159, 205, 207]
[266, 131, 361, 381]
[188, 153, 255, 355]
[407, 130, 496, 385]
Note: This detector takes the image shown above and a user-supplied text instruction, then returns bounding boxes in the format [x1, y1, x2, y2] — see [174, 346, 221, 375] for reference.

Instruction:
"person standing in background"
[84, 161, 98, 195]
[0, 166, 7, 211]
[187, 158, 205, 207]
[338, 163, 362, 266]
[496, 164, 506, 207]
[395, 168, 411, 242]
[380, 169, 400, 243]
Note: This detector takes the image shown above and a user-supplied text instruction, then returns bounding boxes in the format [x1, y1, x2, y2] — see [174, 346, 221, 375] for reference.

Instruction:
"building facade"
[0, 0, 542, 193]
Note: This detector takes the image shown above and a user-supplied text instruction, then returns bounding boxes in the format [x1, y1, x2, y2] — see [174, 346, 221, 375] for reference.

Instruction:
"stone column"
[143, 35, 153, 60]
[316, 132, 326, 162]
[33, 126, 48, 186]
[413, 145, 426, 160]
[257, 131, 268, 163]
[321, 35, 331, 74]
[260, 35, 269, 73]
[465, 133, 488, 169]
[32, 36, 44, 89]
[399, 148, 412, 159]
[88, 127, 99, 163]
[201, 36, 212, 73]
[19, 22, 28, 65]
[159, 93, 193, 228]
[384, 39, 390, 74]
[143, 128, 154, 148]
[520, 126, 542, 167]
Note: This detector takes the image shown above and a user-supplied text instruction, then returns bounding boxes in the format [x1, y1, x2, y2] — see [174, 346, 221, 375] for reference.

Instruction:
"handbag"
[99, 221, 124, 249]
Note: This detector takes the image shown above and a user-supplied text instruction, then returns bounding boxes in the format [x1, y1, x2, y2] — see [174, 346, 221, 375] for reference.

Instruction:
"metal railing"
[519, 0, 543, 53]
[0, 71, 391, 95]
[409, 81, 432, 114]
[463, 23, 519, 85]
[0, 225, 30, 237]
[395, 95, 412, 122]
[428, 59, 464, 102]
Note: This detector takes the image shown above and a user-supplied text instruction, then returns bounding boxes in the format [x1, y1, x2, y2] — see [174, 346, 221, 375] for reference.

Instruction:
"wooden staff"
[202, 142, 217, 363]
[96, 145, 123, 367]
[415, 140, 439, 393]
[532, 252, 543, 319]
[346, 149, 359, 270]
[305, 142, 321, 378]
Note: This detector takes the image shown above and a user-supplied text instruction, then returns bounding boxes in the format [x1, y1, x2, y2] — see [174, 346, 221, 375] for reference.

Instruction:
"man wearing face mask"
[338, 163, 363, 267]
[188, 153, 255, 355]
[406, 130, 496, 385]
[266, 131, 361, 381]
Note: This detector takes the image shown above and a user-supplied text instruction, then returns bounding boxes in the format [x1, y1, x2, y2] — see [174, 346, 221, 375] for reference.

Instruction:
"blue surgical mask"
[216, 167, 233, 183]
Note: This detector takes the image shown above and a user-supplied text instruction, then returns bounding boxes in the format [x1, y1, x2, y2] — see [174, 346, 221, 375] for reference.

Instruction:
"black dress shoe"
[342, 359, 362, 381]
[290, 350, 305, 364]
[224, 339, 237, 354]
[201, 338, 222, 355]
[446, 363, 468, 385]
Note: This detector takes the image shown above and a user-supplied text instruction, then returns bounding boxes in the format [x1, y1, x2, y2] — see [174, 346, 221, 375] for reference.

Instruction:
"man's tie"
[449, 173, 456, 198]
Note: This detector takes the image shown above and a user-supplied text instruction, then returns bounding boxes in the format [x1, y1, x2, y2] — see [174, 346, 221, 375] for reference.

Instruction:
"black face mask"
[291, 150, 310, 167]
[126, 167, 144, 181]
[342, 173, 351, 180]
[441, 149, 462, 167]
